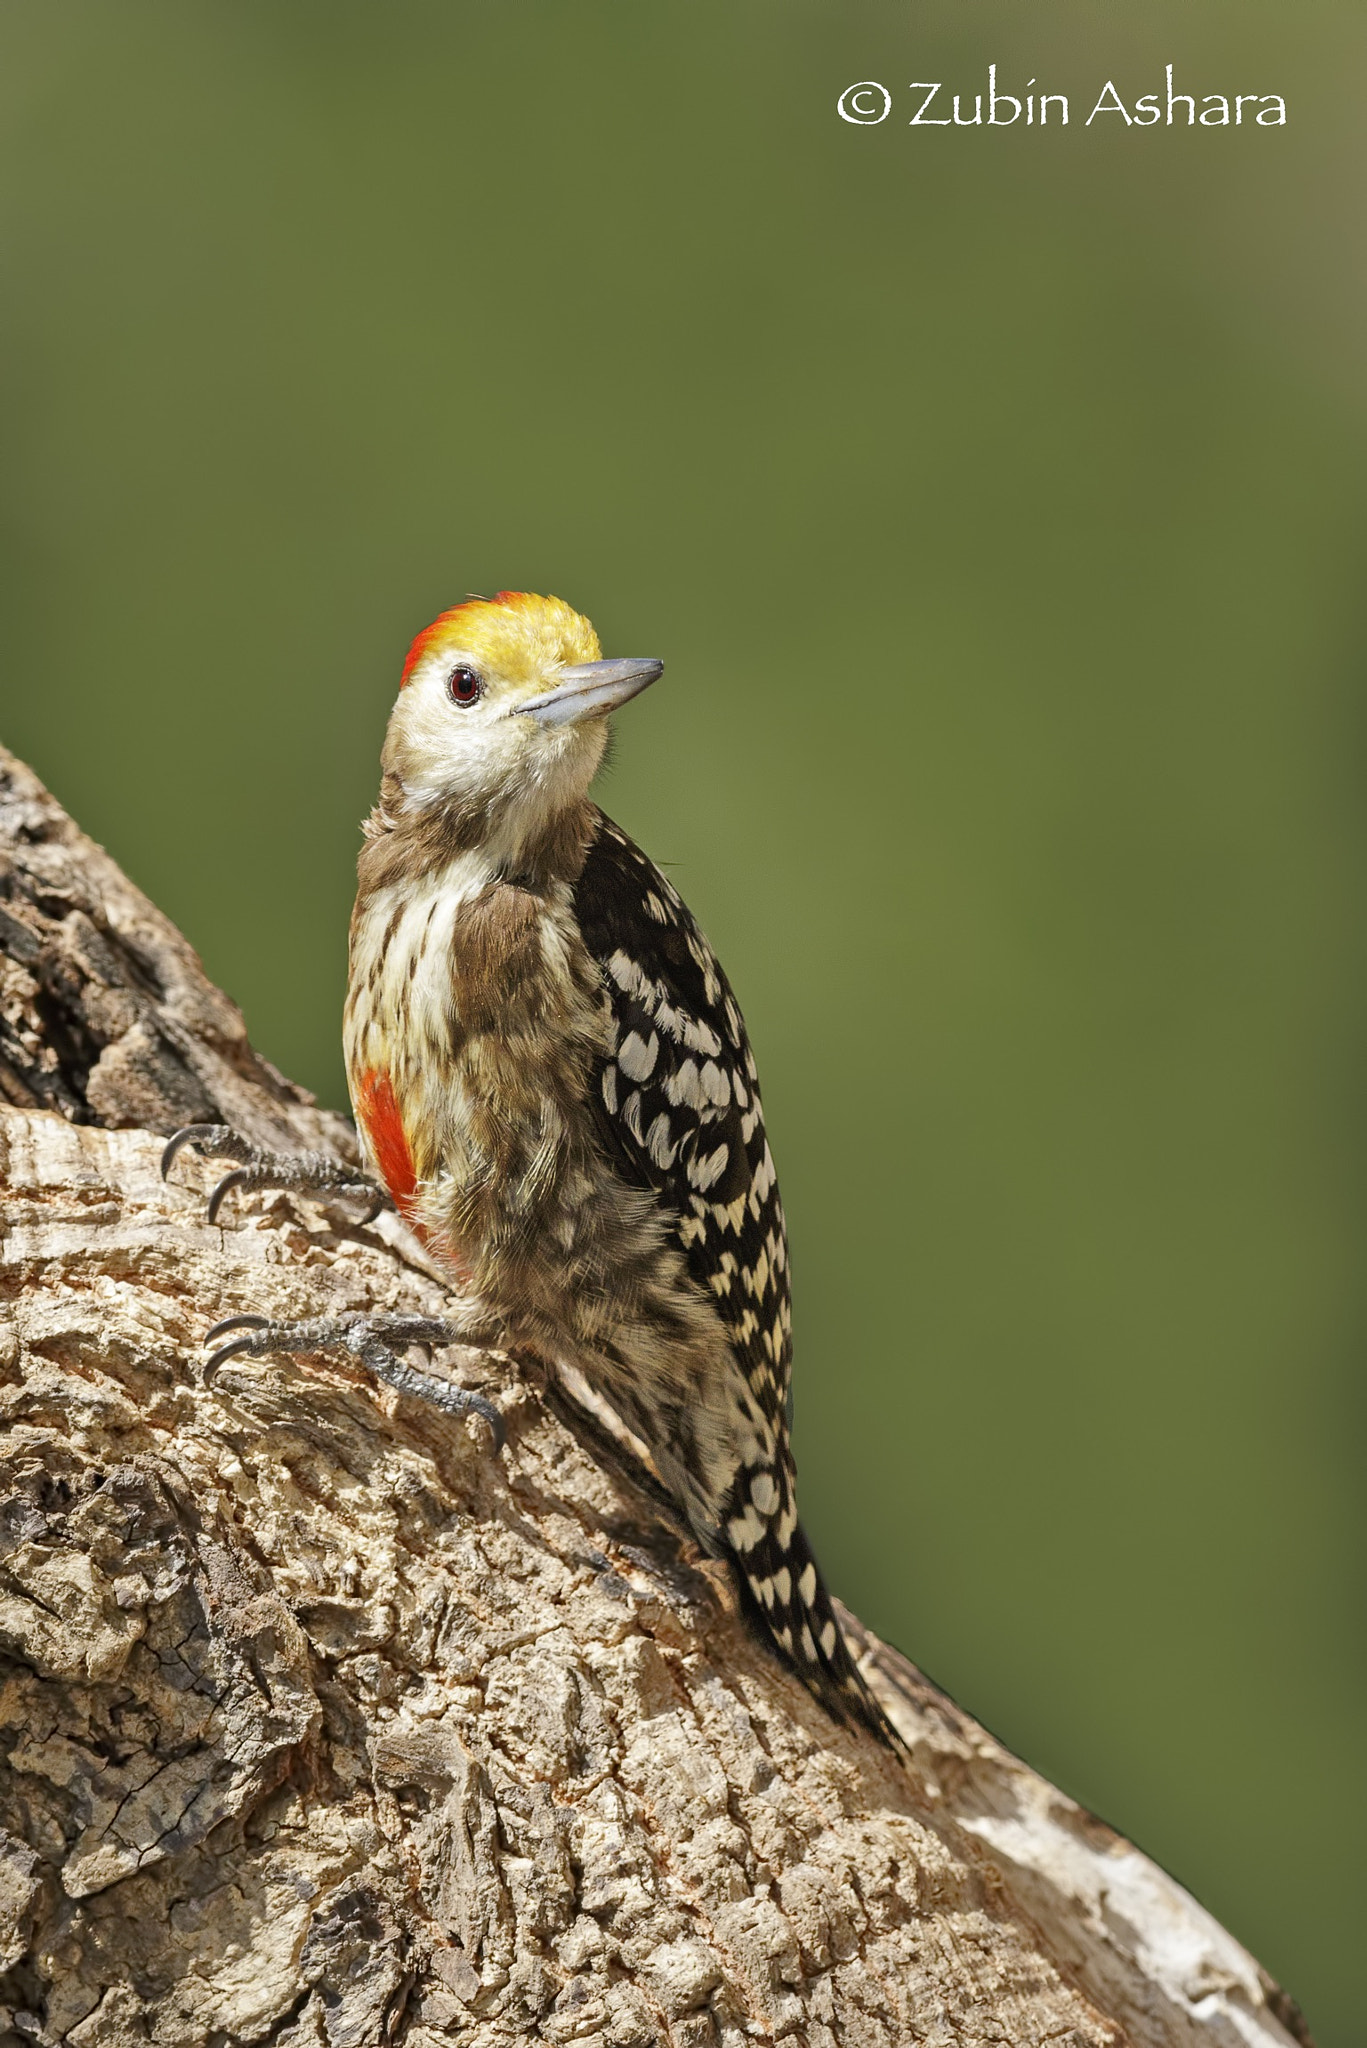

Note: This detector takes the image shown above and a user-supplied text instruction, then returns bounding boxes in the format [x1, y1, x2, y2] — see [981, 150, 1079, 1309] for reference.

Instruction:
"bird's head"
[380, 591, 661, 851]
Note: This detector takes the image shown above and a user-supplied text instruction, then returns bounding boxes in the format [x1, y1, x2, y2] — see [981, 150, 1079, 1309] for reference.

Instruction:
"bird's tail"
[731, 1471, 906, 1754]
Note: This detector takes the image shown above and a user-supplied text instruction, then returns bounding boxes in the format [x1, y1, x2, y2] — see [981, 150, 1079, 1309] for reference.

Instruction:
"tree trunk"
[0, 743, 1311, 2048]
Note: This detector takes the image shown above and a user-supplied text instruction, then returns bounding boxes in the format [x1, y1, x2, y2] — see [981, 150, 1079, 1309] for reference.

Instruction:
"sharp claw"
[203, 1336, 267, 1381]
[205, 1314, 272, 1343]
[207, 1169, 252, 1225]
[460, 1391, 505, 1453]
[161, 1124, 226, 1181]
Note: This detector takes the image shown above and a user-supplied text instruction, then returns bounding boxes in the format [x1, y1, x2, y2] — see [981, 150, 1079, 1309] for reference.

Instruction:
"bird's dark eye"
[448, 665, 483, 707]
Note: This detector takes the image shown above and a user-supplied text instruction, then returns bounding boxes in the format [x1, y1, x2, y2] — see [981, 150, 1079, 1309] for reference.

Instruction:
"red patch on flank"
[353, 1068, 472, 1282]
[398, 592, 533, 688]
[355, 1067, 418, 1215]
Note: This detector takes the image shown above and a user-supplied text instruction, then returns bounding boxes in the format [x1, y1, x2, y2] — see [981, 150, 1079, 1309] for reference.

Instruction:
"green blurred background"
[2, 1, 1363, 2036]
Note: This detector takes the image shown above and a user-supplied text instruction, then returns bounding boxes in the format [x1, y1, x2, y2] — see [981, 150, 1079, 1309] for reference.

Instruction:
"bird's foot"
[201, 1312, 505, 1450]
[162, 1124, 391, 1226]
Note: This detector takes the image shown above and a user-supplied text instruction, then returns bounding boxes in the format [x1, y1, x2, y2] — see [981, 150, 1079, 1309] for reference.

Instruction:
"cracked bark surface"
[0, 743, 1312, 2048]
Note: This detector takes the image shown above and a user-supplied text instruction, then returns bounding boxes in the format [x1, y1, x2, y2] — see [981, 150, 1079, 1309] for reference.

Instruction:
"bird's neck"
[357, 773, 599, 903]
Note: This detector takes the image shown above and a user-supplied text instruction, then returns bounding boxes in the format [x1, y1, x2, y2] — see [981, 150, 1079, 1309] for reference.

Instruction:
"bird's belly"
[345, 861, 616, 1304]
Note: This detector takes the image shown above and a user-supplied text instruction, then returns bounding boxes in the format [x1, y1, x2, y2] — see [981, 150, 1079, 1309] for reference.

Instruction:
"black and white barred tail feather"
[727, 1452, 903, 1743]
[575, 814, 903, 1749]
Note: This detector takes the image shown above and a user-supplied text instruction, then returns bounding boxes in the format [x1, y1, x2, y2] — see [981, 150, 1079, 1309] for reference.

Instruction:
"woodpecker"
[167, 591, 899, 1748]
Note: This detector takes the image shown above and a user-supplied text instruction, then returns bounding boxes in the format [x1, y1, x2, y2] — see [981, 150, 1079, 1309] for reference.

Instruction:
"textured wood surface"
[0, 744, 1311, 2047]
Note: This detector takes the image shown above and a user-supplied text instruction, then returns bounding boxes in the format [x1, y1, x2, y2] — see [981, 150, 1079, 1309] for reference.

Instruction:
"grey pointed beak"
[517, 658, 663, 728]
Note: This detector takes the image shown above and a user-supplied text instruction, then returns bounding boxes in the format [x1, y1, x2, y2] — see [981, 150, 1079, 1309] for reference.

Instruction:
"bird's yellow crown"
[400, 591, 601, 692]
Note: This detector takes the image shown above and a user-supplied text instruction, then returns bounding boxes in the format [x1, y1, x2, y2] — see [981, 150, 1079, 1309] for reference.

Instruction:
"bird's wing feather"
[572, 812, 791, 1411]
[572, 811, 903, 1751]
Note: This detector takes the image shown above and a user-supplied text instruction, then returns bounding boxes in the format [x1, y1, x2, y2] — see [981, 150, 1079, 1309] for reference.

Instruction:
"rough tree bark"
[0, 742, 1312, 2048]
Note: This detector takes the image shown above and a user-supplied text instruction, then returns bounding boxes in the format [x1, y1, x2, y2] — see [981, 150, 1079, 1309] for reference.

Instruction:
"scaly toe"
[161, 1124, 247, 1181]
[196, 1312, 504, 1450]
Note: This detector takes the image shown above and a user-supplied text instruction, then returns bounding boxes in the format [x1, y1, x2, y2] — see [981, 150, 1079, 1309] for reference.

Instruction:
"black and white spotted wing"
[573, 813, 904, 1750]
[572, 812, 791, 1413]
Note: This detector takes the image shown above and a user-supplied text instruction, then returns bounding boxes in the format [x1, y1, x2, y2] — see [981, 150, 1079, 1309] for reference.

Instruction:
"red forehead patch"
[398, 592, 532, 689]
